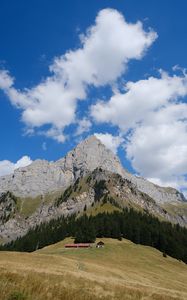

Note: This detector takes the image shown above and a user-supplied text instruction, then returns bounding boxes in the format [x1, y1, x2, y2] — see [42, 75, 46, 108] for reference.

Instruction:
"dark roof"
[97, 241, 105, 245]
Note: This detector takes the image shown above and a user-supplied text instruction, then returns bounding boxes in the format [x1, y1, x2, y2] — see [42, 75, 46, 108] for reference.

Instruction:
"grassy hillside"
[162, 202, 187, 220]
[16, 190, 62, 217]
[0, 238, 187, 300]
[85, 202, 121, 216]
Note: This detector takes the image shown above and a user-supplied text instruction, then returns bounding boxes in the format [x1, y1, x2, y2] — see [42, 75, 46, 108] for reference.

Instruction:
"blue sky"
[0, 0, 187, 194]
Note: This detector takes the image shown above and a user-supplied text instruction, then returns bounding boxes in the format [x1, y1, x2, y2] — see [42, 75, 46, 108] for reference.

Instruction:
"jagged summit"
[56, 135, 126, 177]
[0, 135, 126, 198]
[0, 135, 185, 203]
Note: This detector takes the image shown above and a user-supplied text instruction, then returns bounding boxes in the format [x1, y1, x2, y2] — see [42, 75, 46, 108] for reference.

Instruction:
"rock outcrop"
[0, 168, 186, 242]
[0, 135, 186, 204]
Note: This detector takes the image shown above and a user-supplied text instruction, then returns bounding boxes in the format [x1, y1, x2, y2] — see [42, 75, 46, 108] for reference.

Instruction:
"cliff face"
[1, 168, 186, 243]
[0, 136, 125, 198]
[0, 135, 185, 204]
[0, 136, 186, 243]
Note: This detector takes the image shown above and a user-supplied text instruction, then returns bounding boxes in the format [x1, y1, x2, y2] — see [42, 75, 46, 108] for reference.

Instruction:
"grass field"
[0, 238, 186, 300]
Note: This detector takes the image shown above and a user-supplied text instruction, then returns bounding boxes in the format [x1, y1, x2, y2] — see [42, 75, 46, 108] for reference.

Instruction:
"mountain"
[0, 135, 187, 243]
[0, 135, 185, 203]
[0, 136, 125, 198]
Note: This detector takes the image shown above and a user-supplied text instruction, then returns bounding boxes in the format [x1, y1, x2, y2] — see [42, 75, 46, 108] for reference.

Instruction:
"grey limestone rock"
[0, 135, 186, 204]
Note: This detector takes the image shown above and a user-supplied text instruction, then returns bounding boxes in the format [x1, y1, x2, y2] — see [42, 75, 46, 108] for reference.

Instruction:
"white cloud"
[126, 122, 187, 178]
[44, 127, 66, 143]
[51, 8, 157, 87]
[75, 118, 92, 136]
[94, 133, 123, 154]
[92, 71, 187, 193]
[0, 156, 32, 176]
[15, 156, 32, 169]
[147, 176, 187, 191]
[0, 70, 14, 89]
[91, 72, 187, 131]
[2, 9, 186, 194]
[0, 8, 156, 142]
[124, 78, 187, 192]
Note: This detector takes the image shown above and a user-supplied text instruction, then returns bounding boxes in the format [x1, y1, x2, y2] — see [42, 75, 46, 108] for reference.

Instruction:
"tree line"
[1, 207, 187, 263]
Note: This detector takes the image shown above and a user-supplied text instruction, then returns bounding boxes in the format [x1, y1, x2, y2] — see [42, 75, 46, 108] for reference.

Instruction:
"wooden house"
[96, 241, 105, 248]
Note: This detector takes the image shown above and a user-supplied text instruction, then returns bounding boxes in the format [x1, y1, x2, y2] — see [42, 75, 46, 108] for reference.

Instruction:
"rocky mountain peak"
[0, 135, 186, 204]
[57, 135, 126, 178]
[0, 135, 126, 198]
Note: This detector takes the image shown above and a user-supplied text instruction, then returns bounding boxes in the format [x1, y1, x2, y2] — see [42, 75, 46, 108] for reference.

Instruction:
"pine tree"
[75, 216, 96, 243]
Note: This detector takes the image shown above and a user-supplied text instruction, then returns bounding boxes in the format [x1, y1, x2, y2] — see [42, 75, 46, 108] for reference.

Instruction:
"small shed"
[96, 241, 105, 248]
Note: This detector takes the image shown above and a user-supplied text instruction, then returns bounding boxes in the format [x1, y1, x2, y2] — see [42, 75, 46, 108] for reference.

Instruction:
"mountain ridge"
[0, 135, 187, 243]
[0, 135, 185, 204]
[0, 167, 187, 243]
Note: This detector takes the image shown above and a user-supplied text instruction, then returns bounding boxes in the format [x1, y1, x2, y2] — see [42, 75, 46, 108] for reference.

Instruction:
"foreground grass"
[0, 238, 186, 300]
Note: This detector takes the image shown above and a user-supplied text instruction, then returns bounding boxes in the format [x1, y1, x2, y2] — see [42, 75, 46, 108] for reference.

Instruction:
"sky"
[0, 0, 187, 195]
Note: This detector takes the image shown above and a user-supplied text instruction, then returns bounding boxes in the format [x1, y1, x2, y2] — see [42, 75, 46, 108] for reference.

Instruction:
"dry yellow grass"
[0, 238, 186, 300]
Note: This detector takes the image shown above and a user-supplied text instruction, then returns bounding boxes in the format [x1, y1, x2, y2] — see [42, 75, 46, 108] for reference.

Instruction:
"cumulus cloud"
[94, 133, 124, 154]
[0, 156, 32, 176]
[0, 8, 156, 142]
[125, 81, 187, 192]
[126, 122, 187, 178]
[92, 71, 187, 192]
[147, 176, 187, 192]
[51, 8, 157, 87]
[75, 118, 92, 136]
[0, 70, 14, 89]
[91, 72, 187, 131]
[2, 8, 186, 194]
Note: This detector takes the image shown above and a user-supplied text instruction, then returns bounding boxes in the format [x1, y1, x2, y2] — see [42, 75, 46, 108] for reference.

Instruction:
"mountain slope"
[0, 135, 187, 244]
[0, 168, 187, 243]
[0, 135, 185, 204]
[0, 136, 124, 198]
[0, 238, 187, 300]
